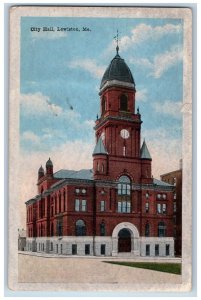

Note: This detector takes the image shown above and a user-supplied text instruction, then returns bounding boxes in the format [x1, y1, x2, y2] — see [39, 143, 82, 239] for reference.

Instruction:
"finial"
[137, 106, 140, 114]
[114, 30, 119, 55]
[96, 114, 98, 120]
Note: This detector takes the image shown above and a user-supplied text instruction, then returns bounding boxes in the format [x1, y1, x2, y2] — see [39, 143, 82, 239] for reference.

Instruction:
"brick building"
[25, 46, 175, 257]
[160, 160, 182, 256]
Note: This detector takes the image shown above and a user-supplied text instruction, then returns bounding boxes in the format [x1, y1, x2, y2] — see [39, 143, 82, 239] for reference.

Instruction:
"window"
[72, 244, 77, 255]
[101, 244, 106, 255]
[145, 202, 149, 213]
[117, 176, 131, 213]
[50, 242, 53, 251]
[166, 244, 170, 256]
[60, 244, 63, 254]
[157, 194, 161, 200]
[145, 223, 150, 237]
[75, 199, 80, 211]
[145, 192, 149, 199]
[102, 164, 104, 173]
[123, 146, 126, 156]
[76, 220, 86, 236]
[75, 188, 80, 194]
[63, 190, 66, 211]
[59, 192, 61, 212]
[100, 222, 106, 236]
[157, 203, 162, 214]
[173, 177, 176, 186]
[51, 223, 54, 236]
[173, 202, 177, 212]
[57, 219, 63, 236]
[75, 199, 87, 212]
[174, 193, 177, 200]
[162, 203, 167, 214]
[81, 200, 87, 212]
[120, 94, 128, 111]
[97, 162, 100, 172]
[56, 244, 58, 253]
[146, 244, 150, 256]
[85, 244, 90, 255]
[158, 222, 166, 237]
[155, 244, 159, 256]
[100, 200, 105, 212]
[162, 194, 167, 200]
[82, 189, 86, 194]
[102, 96, 106, 115]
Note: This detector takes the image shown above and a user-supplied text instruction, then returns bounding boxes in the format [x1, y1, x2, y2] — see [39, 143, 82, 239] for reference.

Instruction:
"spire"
[93, 137, 108, 155]
[140, 140, 152, 160]
[114, 29, 120, 56]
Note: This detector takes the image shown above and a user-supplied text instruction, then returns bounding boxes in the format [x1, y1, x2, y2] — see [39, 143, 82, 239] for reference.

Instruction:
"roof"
[140, 140, 152, 160]
[46, 157, 53, 167]
[153, 178, 173, 187]
[100, 51, 135, 89]
[93, 137, 108, 155]
[54, 169, 93, 180]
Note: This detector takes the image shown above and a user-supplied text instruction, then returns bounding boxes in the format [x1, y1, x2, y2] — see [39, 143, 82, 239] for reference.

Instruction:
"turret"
[93, 137, 108, 179]
[38, 165, 44, 180]
[46, 157, 53, 176]
[140, 140, 153, 184]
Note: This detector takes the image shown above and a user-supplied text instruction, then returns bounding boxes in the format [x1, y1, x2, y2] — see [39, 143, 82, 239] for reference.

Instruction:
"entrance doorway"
[118, 228, 131, 252]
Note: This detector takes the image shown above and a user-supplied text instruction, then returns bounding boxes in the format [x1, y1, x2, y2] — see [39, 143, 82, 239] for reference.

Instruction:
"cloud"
[150, 46, 183, 78]
[130, 44, 183, 78]
[69, 59, 106, 79]
[152, 100, 182, 119]
[105, 23, 182, 55]
[136, 88, 148, 102]
[21, 131, 41, 145]
[20, 92, 63, 116]
[31, 28, 67, 40]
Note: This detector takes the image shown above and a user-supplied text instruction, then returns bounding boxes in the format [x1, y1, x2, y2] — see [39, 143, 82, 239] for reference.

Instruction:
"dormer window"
[120, 94, 128, 111]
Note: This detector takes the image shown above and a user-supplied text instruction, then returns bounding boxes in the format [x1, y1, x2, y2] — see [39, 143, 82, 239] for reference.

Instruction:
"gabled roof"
[54, 169, 93, 180]
[140, 140, 152, 160]
[93, 137, 108, 155]
[153, 178, 173, 187]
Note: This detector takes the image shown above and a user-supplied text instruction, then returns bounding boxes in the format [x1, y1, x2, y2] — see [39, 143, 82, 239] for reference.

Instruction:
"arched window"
[145, 223, 150, 237]
[158, 222, 166, 237]
[76, 220, 86, 236]
[120, 94, 128, 111]
[97, 162, 100, 172]
[102, 96, 106, 115]
[117, 176, 131, 213]
[100, 222, 106, 236]
[102, 163, 104, 173]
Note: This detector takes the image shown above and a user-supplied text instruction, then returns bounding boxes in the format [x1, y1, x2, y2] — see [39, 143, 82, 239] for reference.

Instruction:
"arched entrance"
[112, 222, 140, 256]
[118, 228, 131, 252]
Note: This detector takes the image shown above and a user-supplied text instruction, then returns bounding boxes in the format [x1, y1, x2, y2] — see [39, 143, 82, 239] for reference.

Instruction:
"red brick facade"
[25, 49, 175, 257]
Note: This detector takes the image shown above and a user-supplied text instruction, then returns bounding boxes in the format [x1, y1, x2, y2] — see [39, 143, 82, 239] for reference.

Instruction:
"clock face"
[101, 131, 105, 140]
[120, 129, 130, 139]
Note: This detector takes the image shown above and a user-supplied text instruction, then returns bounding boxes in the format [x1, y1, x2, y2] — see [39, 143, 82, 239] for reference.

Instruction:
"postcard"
[8, 6, 192, 293]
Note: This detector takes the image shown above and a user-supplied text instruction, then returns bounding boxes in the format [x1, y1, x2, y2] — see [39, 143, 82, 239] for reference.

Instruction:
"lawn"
[103, 261, 181, 275]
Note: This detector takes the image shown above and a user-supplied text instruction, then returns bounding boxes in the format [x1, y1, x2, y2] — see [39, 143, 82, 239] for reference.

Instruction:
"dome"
[38, 165, 44, 173]
[46, 158, 53, 168]
[100, 47, 135, 89]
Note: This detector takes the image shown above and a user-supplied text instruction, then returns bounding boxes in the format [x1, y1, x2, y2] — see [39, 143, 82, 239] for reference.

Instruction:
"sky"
[19, 17, 183, 227]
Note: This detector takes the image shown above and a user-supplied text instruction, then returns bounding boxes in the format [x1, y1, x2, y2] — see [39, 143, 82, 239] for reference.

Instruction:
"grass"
[103, 261, 181, 275]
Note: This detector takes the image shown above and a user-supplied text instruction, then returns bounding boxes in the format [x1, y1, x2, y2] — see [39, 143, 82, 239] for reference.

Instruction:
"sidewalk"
[18, 251, 181, 263]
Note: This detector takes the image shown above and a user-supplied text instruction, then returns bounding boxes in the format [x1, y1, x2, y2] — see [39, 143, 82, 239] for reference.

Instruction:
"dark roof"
[100, 52, 135, 89]
[153, 178, 173, 187]
[54, 169, 93, 180]
[46, 157, 53, 167]
[93, 137, 108, 155]
[140, 140, 152, 160]
[38, 165, 44, 173]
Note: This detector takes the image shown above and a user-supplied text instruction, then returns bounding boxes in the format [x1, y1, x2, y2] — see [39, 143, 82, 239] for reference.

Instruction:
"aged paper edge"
[8, 5, 192, 292]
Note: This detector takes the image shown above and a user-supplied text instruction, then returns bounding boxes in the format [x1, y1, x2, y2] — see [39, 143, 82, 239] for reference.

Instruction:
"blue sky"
[20, 16, 183, 190]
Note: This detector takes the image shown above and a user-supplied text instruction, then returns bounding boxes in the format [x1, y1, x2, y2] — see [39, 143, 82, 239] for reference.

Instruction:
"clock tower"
[93, 46, 153, 184]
